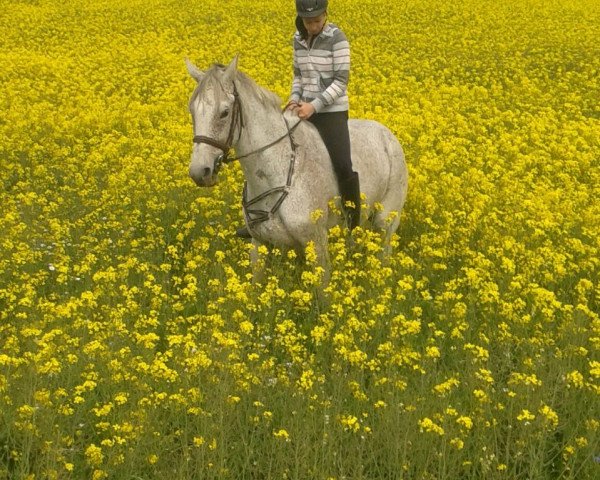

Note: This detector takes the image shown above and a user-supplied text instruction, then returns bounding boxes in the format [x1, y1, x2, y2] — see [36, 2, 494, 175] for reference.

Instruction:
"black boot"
[236, 226, 252, 239]
[339, 171, 361, 230]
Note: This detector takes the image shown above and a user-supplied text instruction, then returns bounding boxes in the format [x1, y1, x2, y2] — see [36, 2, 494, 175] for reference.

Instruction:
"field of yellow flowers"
[1, 0, 599, 478]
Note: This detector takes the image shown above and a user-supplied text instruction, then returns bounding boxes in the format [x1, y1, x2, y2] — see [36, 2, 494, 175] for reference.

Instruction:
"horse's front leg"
[249, 238, 267, 284]
[303, 230, 331, 288]
[301, 234, 331, 308]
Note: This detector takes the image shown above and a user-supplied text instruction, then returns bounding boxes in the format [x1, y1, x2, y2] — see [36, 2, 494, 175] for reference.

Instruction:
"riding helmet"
[296, 0, 328, 18]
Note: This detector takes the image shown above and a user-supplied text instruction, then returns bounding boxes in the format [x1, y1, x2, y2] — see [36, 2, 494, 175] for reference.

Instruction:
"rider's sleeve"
[290, 41, 303, 104]
[311, 29, 350, 113]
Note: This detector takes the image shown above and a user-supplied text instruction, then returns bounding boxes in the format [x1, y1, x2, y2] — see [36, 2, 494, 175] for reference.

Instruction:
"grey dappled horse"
[186, 57, 408, 283]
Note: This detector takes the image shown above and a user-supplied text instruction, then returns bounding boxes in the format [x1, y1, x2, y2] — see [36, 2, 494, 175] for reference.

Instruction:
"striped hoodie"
[289, 23, 350, 113]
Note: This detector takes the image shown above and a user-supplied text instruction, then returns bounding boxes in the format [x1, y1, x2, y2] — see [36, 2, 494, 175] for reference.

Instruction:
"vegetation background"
[0, 0, 598, 478]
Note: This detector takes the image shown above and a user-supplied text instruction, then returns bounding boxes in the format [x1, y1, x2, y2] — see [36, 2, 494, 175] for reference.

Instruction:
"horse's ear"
[185, 58, 205, 83]
[223, 54, 239, 84]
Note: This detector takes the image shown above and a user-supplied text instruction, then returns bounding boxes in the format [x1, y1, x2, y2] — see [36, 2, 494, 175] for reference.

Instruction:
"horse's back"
[348, 118, 405, 169]
[348, 118, 408, 210]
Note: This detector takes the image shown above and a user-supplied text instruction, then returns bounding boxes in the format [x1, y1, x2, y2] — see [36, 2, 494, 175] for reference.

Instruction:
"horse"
[185, 56, 408, 283]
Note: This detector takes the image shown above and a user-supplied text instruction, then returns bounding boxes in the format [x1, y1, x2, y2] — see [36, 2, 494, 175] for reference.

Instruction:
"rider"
[237, 0, 360, 238]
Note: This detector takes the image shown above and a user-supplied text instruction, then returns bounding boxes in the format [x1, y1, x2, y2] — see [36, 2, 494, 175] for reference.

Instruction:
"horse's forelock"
[191, 63, 281, 112]
[190, 64, 228, 105]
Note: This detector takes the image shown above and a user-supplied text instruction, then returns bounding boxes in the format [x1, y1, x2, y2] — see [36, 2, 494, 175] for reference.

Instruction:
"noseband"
[192, 84, 244, 174]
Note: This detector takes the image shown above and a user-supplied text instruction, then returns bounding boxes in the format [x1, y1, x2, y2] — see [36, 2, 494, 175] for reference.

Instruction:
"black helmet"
[296, 0, 328, 18]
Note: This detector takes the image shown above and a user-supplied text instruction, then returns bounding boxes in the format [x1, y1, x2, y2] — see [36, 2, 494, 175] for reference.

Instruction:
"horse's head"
[186, 56, 242, 187]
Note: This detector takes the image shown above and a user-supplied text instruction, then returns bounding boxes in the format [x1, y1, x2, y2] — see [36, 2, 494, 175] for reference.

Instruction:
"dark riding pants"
[308, 110, 354, 182]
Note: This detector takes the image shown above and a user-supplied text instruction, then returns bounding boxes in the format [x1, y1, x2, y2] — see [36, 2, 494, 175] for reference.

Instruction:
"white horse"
[186, 56, 408, 282]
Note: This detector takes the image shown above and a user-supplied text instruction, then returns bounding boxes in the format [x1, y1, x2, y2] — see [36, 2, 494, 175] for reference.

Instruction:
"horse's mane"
[192, 63, 282, 114]
[235, 70, 282, 112]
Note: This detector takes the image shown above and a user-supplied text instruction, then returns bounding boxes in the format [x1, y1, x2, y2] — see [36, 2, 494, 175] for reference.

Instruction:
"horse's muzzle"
[189, 164, 217, 187]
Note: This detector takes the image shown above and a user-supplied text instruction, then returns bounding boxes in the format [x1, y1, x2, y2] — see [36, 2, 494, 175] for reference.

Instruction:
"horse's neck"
[236, 108, 294, 190]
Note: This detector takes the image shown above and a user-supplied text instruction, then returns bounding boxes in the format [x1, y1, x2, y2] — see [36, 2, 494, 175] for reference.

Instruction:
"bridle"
[191, 81, 302, 231]
[192, 83, 300, 175]
[192, 84, 244, 175]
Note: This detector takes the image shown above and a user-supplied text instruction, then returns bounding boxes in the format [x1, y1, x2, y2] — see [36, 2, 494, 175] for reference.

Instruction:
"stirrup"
[236, 226, 252, 239]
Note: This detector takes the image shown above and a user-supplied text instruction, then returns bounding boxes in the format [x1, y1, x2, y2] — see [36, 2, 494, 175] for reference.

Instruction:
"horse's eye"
[220, 109, 229, 119]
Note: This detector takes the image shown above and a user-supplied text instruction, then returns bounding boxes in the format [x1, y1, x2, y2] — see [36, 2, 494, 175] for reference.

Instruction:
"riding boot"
[236, 226, 252, 239]
[339, 171, 361, 231]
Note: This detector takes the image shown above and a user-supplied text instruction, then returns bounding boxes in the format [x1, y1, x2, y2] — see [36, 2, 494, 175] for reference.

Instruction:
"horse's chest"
[251, 217, 296, 249]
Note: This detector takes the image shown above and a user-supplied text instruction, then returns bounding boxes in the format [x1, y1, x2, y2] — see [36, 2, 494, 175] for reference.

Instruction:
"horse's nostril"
[189, 164, 214, 186]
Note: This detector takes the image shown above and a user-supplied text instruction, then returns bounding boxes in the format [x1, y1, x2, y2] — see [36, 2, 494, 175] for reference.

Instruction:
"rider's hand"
[297, 102, 315, 120]
[284, 100, 299, 112]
